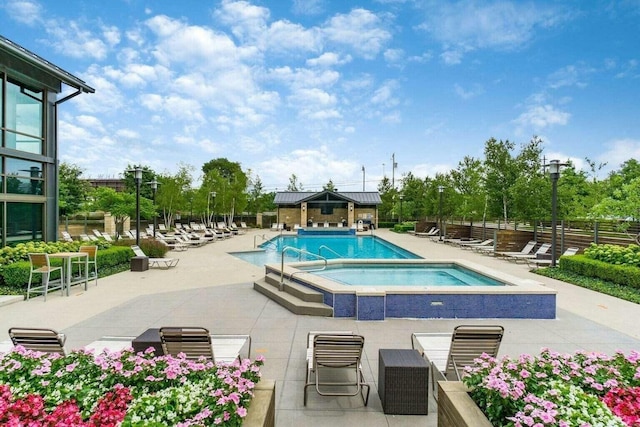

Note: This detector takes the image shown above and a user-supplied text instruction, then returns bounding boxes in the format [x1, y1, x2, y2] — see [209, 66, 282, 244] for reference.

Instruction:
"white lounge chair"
[527, 247, 579, 268]
[131, 245, 179, 269]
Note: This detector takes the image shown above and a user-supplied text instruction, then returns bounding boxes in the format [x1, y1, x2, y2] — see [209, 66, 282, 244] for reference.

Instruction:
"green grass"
[534, 268, 640, 304]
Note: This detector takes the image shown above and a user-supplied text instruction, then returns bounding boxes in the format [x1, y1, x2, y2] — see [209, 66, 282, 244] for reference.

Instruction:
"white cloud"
[454, 83, 484, 100]
[4, 0, 42, 25]
[214, 0, 270, 42]
[322, 8, 392, 59]
[45, 21, 111, 60]
[513, 104, 570, 130]
[292, 0, 325, 15]
[384, 48, 404, 63]
[598, 138, 640, 171]
[306, 52, 352, 67]
[546, 64, 593, 89]
[420, 1, 567, 63]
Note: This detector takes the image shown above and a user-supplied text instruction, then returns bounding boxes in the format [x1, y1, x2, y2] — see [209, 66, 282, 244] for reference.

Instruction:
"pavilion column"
[348, 202, 355, 226]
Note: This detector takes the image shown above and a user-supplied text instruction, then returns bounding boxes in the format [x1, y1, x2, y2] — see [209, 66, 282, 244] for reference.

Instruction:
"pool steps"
[253, 273, 333, 317]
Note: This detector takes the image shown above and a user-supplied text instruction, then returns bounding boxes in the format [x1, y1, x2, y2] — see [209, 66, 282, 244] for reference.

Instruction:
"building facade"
[0, 36, 94, 245]
[273, 190, 381, 229]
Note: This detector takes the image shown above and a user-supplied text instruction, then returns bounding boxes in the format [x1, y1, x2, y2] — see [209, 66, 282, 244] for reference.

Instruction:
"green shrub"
[584, 243, 640, 267]
[111, 238, 168, 258]
[392, 222, 416, 233]
[0, 246, 133, 291]
[560, 254, 640, 289]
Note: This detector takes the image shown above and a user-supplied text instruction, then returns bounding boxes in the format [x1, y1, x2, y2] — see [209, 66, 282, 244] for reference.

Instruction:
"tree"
[377, 176, 393, 220]
[399, 172, 429, 220]
[156, 164, 194, 227]
[287, 174, 303, 191]
[90, 187, 154, 237]
[202, 158, 249, 225]
[59, 162, 92, 216]
[508, 137, 546, 222]
[483, 138, 518, 226]
[123, 165, 157, 199]
[323, 180, 337, 191]
[450, 156, 484, 223]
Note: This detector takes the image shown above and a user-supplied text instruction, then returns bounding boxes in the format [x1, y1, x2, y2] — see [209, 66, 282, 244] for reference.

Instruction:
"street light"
[438, 185, 444, 241]
[362, 166, 365, 191]
[207, 191, 216, 227]
[399, 194, 404, 223]
[130, 166, 143, 246]
[547, 160, 567, 267]
[148, 179, 159, 238]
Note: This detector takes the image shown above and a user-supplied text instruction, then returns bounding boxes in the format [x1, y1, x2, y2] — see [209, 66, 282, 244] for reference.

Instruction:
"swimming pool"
[265, 259, 556, 320]
[232, 235, 420, 266]
[306, 263, 504, 287]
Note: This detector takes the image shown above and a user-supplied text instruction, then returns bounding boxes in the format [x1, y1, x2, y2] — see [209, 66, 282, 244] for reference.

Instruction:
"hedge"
[0, 246, 133, 290]
[560, 254, 640, 289]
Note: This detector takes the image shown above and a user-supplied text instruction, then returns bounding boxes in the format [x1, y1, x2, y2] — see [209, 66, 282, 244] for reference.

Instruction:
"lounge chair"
[459, 239, 493, 250]
[304, 331, 370, 406]
[505, 243, 551, 263]
[495, 240, 537, 259]
[61, 231, 74, 242]
[415, 228, 439, 238]
[159, 326, 214, 360]
[8, 327, 66, 355]
[158, 237, 188, 252]
[411, 325, 504, 401]
[527, 247, 579, 268]
[131, 245, 179, 269]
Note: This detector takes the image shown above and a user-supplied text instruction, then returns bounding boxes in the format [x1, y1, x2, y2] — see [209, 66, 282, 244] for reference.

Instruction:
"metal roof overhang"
[0, 35, 95, 95]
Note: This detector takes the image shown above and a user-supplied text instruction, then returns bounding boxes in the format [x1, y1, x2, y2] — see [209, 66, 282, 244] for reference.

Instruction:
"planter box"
[244, 380, 276, 427]
[438, 381, 492, 427]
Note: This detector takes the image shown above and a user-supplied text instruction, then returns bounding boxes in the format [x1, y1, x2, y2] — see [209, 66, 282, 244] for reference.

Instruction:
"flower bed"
[0, 346, 264, 426]
[462, 348, 640, 426]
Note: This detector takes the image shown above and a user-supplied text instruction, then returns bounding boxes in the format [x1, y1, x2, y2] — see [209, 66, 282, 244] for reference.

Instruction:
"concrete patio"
[1, 228, 639, 426]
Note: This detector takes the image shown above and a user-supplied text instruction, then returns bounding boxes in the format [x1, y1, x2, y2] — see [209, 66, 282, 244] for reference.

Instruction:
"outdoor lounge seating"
[495, 240, 537, 259]
[27, 253, 64, 301]
[415, 227, 439, 238]
[504, 242, 551, 263]
[159, 326, 214, 360]
[304, 331, 370, 406]
[411, 325, 504, 400]
[8, 327, 66, 355]
[131, 245, 179, 269]
[459, 239, 493, 250]
[527, 247, 579, 268]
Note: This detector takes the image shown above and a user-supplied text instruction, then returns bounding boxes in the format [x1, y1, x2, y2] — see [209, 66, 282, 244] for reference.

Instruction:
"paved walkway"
[1, 229, 639, 426]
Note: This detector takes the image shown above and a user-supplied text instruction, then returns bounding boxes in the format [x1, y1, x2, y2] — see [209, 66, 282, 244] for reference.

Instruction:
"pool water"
[306, 264, 503, 287]
[232, 235, 420, 266]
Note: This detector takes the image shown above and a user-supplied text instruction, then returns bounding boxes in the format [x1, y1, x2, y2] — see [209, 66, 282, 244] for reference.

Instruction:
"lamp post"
[438, 185, 444, 241]
[131, 166, 143, 246]
[399, 194, 404, 223]
[207, 191, 216, 227]
[148, 179, 159, 238]
[362, 166, 365, 191]
[548, 160, 566, 267]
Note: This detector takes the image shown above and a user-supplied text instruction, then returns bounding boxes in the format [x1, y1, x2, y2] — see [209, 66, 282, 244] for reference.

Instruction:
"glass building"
[0, 36, 94, 246]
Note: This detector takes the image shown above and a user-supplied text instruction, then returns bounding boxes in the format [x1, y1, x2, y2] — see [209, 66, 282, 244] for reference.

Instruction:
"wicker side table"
[378, 349, 429, 415]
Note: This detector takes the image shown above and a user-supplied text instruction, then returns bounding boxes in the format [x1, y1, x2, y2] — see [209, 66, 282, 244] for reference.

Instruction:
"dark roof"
[0, 35, 95, 94]
[274, 191, 381, 205]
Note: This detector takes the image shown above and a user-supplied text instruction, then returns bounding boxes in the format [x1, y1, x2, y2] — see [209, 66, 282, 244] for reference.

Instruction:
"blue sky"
[1, 0, 639, 191]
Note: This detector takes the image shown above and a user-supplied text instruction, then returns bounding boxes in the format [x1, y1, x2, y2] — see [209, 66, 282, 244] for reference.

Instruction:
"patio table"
[49, 252, 88, 296]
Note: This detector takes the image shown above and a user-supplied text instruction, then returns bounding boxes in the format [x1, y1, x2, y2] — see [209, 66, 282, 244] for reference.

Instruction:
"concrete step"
[264, 273, 324, 303]
[253, 279, 333, 317]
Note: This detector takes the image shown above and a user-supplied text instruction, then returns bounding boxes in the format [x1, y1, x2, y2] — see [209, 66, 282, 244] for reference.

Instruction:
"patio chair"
[159, 326, 214, 360]
[8, 327, 66, 355]
[60, 231, 74, 242]
[411, 325, 504, 400]
[72, 245, 98, 286]
[415, 228, 439, 237]
[459, 239, 493, 250]
[527, 247, 579, 268]
[27, 253, 64, 301]
[505, 243, 551, 263]
[495, 240, 537, 259]
[131, 245, 179, 269]
[304, 331, 370, 406]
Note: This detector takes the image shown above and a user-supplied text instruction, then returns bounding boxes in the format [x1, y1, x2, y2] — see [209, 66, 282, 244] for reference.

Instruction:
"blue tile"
[357, 295, 385, 320]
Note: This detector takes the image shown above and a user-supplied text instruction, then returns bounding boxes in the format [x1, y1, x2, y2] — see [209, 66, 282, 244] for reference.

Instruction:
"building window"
[7, 202, 43, 244]
[4, 158, 43, 195]
[3, 78, 44, 154]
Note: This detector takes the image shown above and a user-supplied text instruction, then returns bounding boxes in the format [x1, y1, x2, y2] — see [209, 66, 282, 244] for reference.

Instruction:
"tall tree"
[483, 138, 518, 226]
[202, 158, 248, 225]
[287, 174, 303, 191]
[450, 156, 484, 222]
[59, 162, 92, 216]
[377, 176, 394, 220]
[156, 163, 193, 227]
[90, 187, 154, 237]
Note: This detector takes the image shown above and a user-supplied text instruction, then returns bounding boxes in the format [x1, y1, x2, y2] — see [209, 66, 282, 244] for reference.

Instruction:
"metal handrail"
[280, 246, 327, 290]
[318, 244, 343, 258]
[253, 234, 270, 248]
